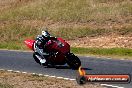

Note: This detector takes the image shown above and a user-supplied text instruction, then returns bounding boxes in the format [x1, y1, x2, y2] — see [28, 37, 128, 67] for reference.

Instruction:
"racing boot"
[41, 52, 50, 66]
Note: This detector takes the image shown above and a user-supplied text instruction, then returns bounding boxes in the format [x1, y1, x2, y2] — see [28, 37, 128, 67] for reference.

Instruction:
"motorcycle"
[24, 37, 81, 69]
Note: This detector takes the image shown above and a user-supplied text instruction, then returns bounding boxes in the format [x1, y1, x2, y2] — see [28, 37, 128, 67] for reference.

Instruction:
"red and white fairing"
[24, 39, 35, 51]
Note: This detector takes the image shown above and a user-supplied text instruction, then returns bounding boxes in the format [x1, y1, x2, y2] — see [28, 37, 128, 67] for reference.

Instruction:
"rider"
[34, 30, 56, 65]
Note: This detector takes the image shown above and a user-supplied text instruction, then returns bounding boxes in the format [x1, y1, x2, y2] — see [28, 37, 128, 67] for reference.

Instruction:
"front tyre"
[66, 53, 81, 70]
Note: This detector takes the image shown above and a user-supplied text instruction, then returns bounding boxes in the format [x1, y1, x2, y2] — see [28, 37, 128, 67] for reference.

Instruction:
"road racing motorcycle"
[24, 37, 81, 69]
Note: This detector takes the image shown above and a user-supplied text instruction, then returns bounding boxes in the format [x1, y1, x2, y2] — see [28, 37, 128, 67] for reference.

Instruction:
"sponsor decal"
[76, 66, 131, 84]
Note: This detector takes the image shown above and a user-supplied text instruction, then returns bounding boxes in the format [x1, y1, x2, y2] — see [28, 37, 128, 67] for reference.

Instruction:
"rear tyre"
[66, 53, 81, 70]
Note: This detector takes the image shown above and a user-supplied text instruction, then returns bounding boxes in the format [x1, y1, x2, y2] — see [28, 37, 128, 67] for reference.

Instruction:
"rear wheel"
[66, 53, 81, 70]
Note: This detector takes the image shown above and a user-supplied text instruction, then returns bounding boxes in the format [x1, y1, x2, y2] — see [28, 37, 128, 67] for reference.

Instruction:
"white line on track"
[69, 79, 76, 81]
[32, 73, 36, 75]
[22, 72, 27, 74]
[0, 69, 4, 71]
[50, 76, 56, 78]
[56, 77, 64, 79]
[38, 74, 43, 76]
[14, 71, 21, 73]
[43, 75, 50, 77]
[7, 70, 13, 72]
[63, 78, 71, 80]
[101, 84, 124, 88]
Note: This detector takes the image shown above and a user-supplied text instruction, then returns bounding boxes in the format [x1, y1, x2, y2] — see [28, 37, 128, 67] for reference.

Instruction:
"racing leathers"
[34, 35, 56, 65]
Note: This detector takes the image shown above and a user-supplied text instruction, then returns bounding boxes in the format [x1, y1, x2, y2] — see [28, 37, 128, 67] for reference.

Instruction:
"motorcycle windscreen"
[58, 38, 70, 53]
[46, 38, 70, 53]
[24, 39, 35, 50]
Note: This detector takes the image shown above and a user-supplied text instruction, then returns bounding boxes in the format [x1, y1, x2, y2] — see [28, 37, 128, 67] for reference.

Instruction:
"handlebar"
[46, 39, 64, 48]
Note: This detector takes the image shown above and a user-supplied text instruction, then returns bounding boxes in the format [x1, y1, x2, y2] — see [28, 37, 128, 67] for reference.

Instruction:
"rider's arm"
[42, 36, 57, 41]
[36, 35, 42, 40]
[36, 35, 46, 47]
[49, 36, 57, 40]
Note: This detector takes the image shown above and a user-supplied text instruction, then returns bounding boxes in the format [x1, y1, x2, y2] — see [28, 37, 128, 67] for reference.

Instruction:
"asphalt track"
[0, 50, 132, 88]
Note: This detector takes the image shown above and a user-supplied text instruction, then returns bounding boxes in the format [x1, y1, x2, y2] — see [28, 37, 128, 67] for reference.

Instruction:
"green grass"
[71, 47, 132, 59]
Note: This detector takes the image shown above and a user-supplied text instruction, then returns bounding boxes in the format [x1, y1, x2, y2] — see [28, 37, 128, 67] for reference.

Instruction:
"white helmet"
[42, 31, 50, 37]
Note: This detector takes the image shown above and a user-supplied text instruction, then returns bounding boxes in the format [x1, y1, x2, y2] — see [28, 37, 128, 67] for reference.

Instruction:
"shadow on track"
[55, 65, 71, 69]
[44, 65, 93, 71]
[44, 65, 71, 69]
[82, 67, 92, 71]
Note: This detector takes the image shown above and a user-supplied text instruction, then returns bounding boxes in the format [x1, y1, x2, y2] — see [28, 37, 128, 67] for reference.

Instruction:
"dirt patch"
[0, 71, 104, 88]
[68, 36, 132, 49]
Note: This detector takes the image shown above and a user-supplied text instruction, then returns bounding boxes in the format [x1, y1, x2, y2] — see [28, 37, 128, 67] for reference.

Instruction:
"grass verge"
[71, 47, 132, 59]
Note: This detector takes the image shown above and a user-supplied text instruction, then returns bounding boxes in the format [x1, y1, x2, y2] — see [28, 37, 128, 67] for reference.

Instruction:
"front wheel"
[66, 53, 81, 70]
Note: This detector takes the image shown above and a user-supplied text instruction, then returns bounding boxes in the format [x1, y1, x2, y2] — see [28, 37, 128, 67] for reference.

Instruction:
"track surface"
[0, 50, 132, 88]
